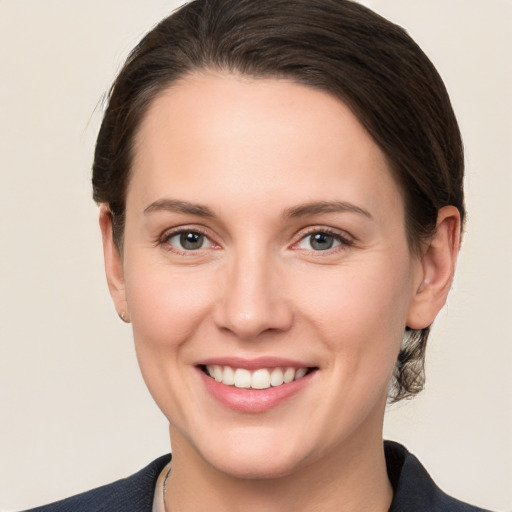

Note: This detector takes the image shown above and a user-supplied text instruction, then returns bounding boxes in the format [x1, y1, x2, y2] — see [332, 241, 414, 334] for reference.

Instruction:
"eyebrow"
[284, 201, 373, 219]
[143, 199, 215, 217]
[143, 198, 372, 220]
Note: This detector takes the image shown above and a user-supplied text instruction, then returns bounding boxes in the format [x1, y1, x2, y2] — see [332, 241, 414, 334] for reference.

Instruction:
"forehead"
[135, 71, 379, 162]
[129, 72, 403, 220]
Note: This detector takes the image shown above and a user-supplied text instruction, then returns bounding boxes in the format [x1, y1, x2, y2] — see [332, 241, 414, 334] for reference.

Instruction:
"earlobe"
[99, 205, 130, 322]
[406, 206, 461, 330]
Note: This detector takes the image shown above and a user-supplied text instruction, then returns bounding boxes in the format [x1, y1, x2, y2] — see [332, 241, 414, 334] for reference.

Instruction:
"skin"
[100, 72, 460, 512]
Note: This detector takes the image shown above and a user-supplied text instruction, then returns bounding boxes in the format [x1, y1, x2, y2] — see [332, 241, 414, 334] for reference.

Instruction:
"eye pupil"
[310, 233, 334, 250]
[180, 232, 204, 250]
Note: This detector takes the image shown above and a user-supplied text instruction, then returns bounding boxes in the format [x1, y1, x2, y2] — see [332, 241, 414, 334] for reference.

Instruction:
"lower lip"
[198, 368, 315, 413]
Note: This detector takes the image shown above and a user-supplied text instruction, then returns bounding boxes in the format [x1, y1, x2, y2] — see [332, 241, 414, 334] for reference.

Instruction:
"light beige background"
[0, 1, 510, 510]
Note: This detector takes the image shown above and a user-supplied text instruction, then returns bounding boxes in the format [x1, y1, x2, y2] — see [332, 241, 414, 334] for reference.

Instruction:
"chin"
[211, 449, 305, 480]
[193, 426, 311, 479]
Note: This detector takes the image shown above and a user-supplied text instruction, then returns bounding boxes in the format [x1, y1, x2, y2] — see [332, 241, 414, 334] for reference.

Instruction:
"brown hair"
[92, 0, 465, 402]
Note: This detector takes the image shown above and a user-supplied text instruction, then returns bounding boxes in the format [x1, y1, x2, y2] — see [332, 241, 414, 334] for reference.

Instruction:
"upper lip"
[196, 356, 315, 370]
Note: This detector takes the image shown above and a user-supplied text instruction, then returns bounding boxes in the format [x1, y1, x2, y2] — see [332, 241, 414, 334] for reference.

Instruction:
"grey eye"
[309, 233, 335, 250]
[168, 231, 207, 250]
[296, 232, 342, 251]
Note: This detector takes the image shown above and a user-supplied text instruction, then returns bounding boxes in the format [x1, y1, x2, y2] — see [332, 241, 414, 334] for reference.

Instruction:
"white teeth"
[270, 368, 284, 386]
[205, 365, 309, 389]
[234, 368, 251, 388]
[295, 368, 307, 380]
[206, 365, 222, 382]
[283, 367, 295, 383]
[251, 369, 271, 389]
[222, 365, 235, 385]
[213, 365, 223, 382]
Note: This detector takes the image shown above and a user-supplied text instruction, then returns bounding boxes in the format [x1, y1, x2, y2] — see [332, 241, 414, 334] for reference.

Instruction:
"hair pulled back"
[92, 0, 465, 402]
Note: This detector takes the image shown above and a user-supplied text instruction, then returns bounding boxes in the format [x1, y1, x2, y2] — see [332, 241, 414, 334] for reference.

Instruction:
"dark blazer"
[22, 442, 492, 512]
[385, 442, 491, 512]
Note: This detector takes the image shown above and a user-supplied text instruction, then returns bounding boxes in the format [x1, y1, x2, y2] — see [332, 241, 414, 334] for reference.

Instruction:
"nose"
[213, 249, 293, 340]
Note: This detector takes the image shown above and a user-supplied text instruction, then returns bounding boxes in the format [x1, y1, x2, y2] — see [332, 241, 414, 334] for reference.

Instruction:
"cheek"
[291, 253, 414, 375]
[123, 263, 218, 418]
[125, 261, 216, 350]
[299, 262, 411, 332]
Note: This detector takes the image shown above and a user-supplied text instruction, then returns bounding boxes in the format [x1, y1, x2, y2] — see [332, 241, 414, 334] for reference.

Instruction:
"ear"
[406, 206, 461, 330]
[99, 204, 130, 323]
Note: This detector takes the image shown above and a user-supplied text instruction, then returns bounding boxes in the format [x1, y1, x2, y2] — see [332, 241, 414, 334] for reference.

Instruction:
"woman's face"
[107, 73, 427, 477]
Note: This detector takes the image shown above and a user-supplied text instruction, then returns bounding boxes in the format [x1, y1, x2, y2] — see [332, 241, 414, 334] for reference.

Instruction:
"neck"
[165, 427, 392, 512]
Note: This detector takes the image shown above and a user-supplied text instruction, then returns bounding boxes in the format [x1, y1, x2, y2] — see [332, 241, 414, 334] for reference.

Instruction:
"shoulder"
[385, 441, 492, 512]
[21, 454, 171, 512]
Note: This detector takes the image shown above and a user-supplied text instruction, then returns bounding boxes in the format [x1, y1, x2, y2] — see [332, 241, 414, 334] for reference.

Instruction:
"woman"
[18, 0, 495, 510]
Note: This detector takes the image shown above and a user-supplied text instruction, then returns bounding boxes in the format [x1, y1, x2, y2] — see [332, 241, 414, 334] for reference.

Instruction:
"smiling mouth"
[199, 365, 317, 390]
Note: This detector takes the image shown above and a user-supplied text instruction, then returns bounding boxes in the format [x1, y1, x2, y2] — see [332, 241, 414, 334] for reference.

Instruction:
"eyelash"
[157, 226, 354, 255]
[292, 227, 354, 253]
[158, 226, 216, 255]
